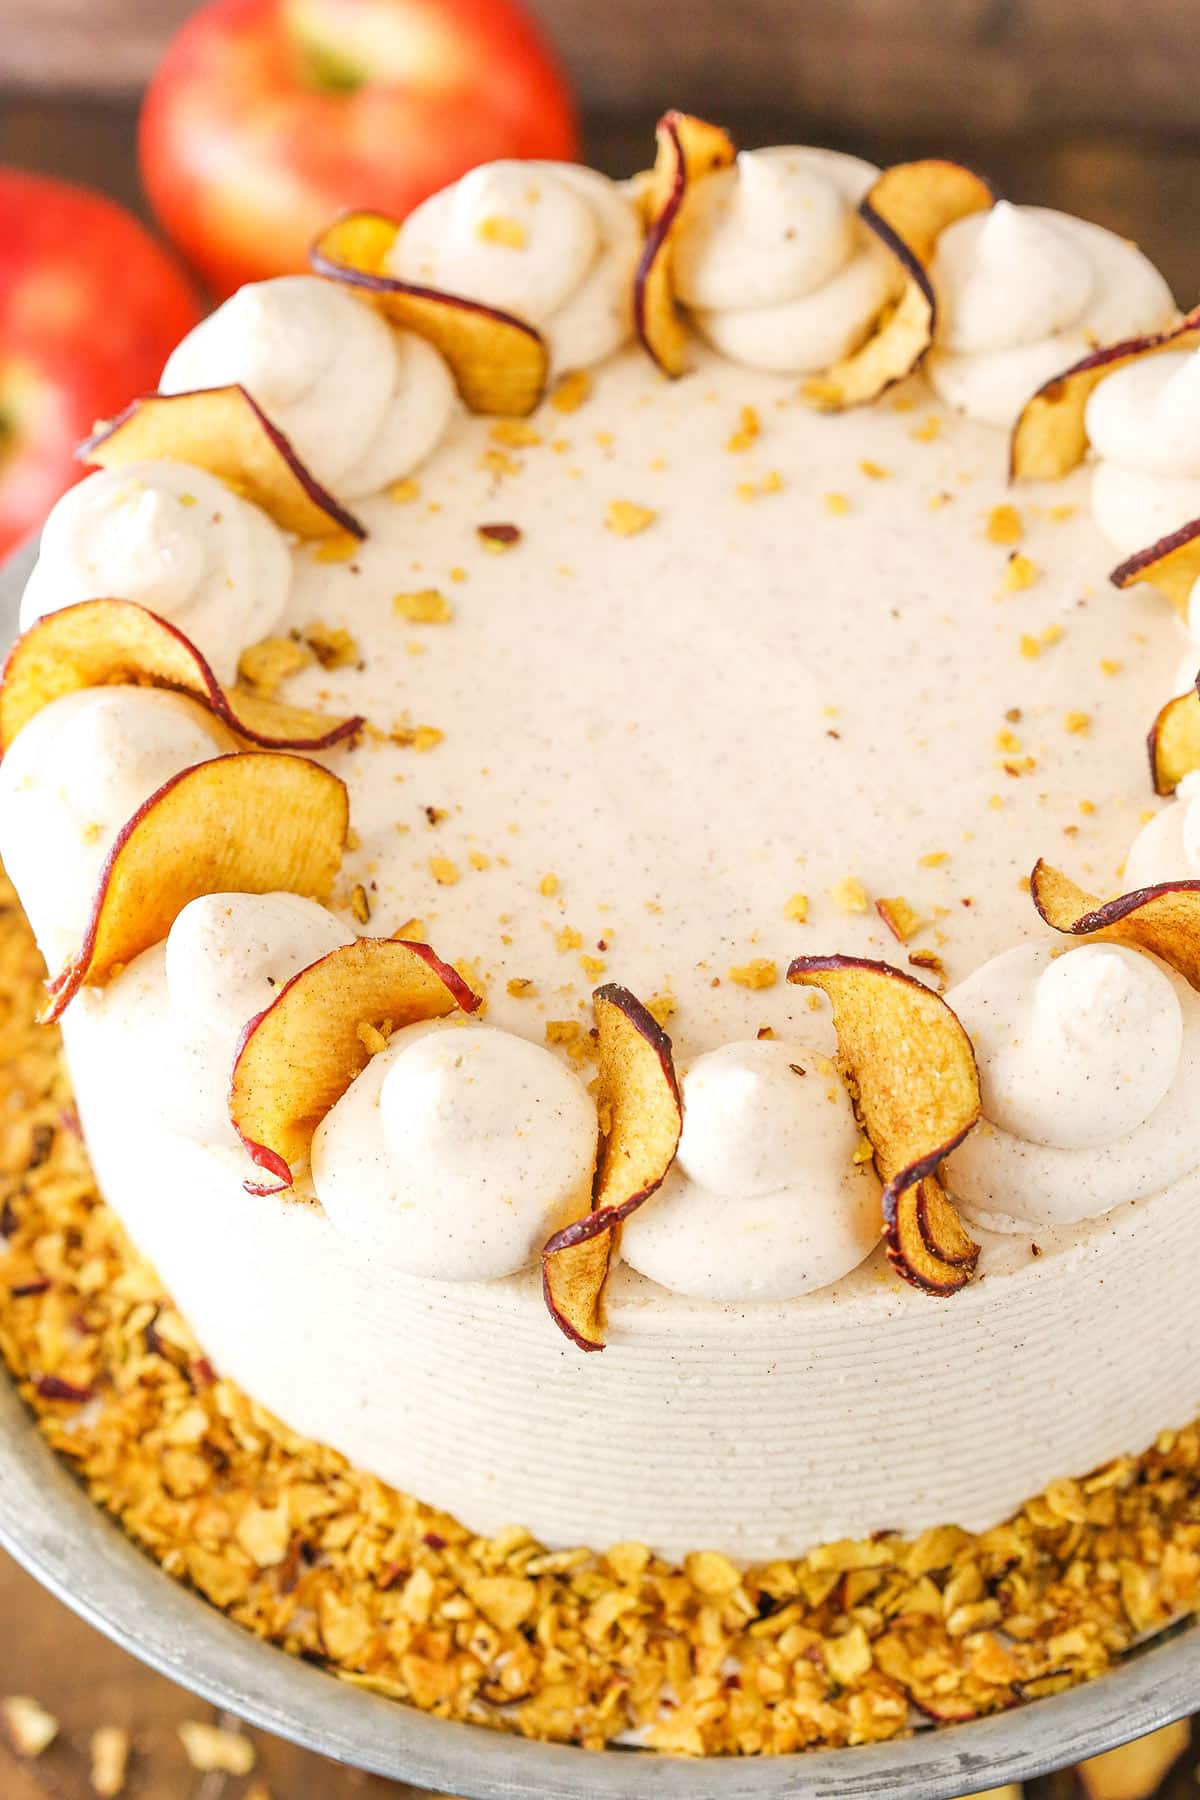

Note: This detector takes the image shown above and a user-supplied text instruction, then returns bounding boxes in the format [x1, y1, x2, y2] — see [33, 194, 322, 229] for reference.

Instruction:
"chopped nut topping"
[477, 522, 522, 552]
[393, 589, 452, 624]
[728, 959, 778, 989]
[646, 992, 676, 1025]
[476, 214, 527, 249]
[549, 369, 591, 413]
[178, 1721, 256, 1775]
[579, 954, 607, 980]
[350, 883, 371, 924]
[784, 892, 810, 923]
[507, 977, 536, 997]
[429, 855, 460, 885]
[726, 405, 760, 452]
[237, 636, 311, 699]
[303, 622, 359, 669]
[985, 504, 1023, 545]
[388, 477, 420, 504]
[1000, 551, 1039, 593]
[830, 875, 869, 913]
[555, 926, 583, 953]
[545, 1018, 595, 1061]
[539, 873, 560, 897]
[875, 896, 923, 943]
[605, 499, 657, 536]
[314, 531, 359, 564]
[823, 492, 852, 516]
[858, 459, 891, 480]
[1, 1695, 59, 1759]
[90, 1724, 131, 1796]
[1064, 710, 1092, 735]
[390, 723, 444, 752]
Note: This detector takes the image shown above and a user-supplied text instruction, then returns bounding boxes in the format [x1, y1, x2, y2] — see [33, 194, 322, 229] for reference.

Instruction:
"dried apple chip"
[542, 983, 683, 1350]
[1148, 684, 1200, 795]
[1111, 516, 1200, 618]
[1031, 858, 1200, 989]
[311, 211, 547, 416]
[804, 160, 995, 412]
[1011, 306, 1200, 481]
[44, 751, 349, 1021]
[79, 385, 365, 539]
[230, 935, 481, 1191]
[632, 110, 737, 378]
[787, 954, 981, 1293]
[0, 599, 363, 757]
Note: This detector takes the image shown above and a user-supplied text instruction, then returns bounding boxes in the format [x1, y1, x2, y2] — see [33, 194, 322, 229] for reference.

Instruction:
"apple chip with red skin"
[44, 751, 348, 1022]
[1147, 683, 1200, 796]
[1031, 859, 1200, 990]
[230, 936, 481, 1193]
[804, 159, 995, 412]
[787, 955, 981, 1294]
[311, 211, 548, 417]
[1011, 305, 1200, 481]
[632, 110, 737, 379]
[0, 598, 362, 758]
[1112, 516, 1200, 619]
[542, 984, 683, 1351]
[79, 385, 364, 539]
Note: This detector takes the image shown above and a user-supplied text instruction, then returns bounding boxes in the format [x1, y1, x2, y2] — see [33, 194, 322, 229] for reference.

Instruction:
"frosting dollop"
[670, 147, 894, 374]
[88, 893, 353, 1150]
[620, 1040, 878, 1302]
[1124, 771, 1200, 888]
[0, 688, 228, 963]
[312, 1020, 597, 1280]
[386, 162, 642, 373]
[19, 462, 291, 685]
[928, 203, 1174, 428]
[1086, 351, 1200, 555]
[945, 942, 1200, 1227]
[159, 275, 456, 499]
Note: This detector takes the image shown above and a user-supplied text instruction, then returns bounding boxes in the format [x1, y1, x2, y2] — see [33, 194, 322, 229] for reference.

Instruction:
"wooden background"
[4, 0, 1200, 1793]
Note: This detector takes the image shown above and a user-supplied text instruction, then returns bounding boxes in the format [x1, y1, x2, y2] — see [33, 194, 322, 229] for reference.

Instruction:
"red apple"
[0, 169, 201, 561]
[139, 0, 581, 299]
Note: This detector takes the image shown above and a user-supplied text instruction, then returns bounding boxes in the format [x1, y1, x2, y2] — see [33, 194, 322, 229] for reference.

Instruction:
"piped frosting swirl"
[159, 275, 456, 500]
[19, 462, 291, 685]
[386, 162, 642, 374]
[945, 942, 1200, 1227]
[928, 202, 1174, 428]
[669, 147, 894, 375]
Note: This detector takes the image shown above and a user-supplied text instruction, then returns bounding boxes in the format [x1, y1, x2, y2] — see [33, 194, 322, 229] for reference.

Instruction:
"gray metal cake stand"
[1, 537, 1197, 1797]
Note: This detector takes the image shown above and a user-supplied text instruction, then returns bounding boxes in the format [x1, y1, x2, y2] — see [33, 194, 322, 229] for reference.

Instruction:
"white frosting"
[160, 275, 456, 500]
[312, 1019, 597, 1281]
[1125, 771, 1200, 888]
[96, 892, 352, 1151]
[0, 688, 228, 965]
[671, 147, 894, 374]
[928, 203, 1175, 428]
[1086, 352, 1200, 555]
[19, 463, 291, 685]
[946, 942, 1200, 1227]
[621, 1040, 877, 1301]
[386, 162, 642, 373]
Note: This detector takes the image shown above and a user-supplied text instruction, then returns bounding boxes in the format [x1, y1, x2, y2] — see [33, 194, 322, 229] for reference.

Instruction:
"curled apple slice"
[787, 955, 981, 1294]
[1031, 859, 1200, 989]
[1148, 685, 1200, 795]
[804, 160, 995, 412]
[632, 110, 737, 379]
[0, 599, 363, 758]
[45, 751, 348, 1021]
[1112, 516, 1200, 619]
[542, 984, 682, 1350]
[230, 935, 481, 1192]
[311, 211, 547, 416]
[79, 385, 365, 539]
[1011, 306, 1200, 481]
